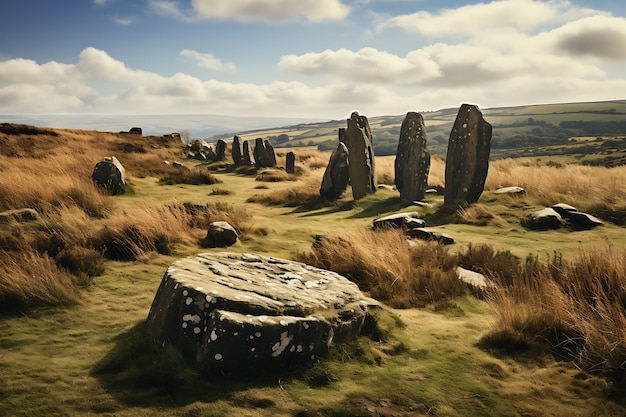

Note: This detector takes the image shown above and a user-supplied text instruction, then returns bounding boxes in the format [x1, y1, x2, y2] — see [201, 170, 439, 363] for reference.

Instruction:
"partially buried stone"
[145, 252, 378, 371]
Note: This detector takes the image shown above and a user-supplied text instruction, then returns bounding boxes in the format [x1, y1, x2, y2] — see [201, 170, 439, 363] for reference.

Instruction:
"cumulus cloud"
[278, 47, 441, 84]
[165, 0, 351, 23]
[545, 15, 626, 59]
[180, 49, 236, 72]
[381, 0, 599, 37]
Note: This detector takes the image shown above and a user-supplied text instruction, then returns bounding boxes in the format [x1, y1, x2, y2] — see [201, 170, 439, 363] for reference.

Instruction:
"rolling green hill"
[212, 100, 626, 165]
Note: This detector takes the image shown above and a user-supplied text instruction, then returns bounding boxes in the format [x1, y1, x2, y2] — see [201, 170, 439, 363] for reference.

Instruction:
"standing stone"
[232, 136, 243, 166]
[286, 152, 296, 174]
[254, 138, 274, 168]
[129, 127, 142, 135]
[264, 140, 277, 167]
[215, 140, 227, 161]
[444, 104, 492, 206]
[320, 142, 350, 201]
[346, 112, 376, 200]
[91, 156, 126, 195]
[395, 112, 431, 202]
[243, 141, 254, 166]
[338, 127, 347, 145]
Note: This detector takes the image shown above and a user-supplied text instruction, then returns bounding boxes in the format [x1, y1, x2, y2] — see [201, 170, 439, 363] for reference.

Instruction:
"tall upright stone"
[232, 136, 243, 165]
[346, 112, 376, 200]
[264, 140, 277, 167]
[395, 112, 431, 202]
[444, 104, 492, 206]
[320, 142, 350, 201]
[215, 139, 227, 161]
[286, 152, 296, 174]
[254, 138, 274, 168]
[243, 141, 254, 166]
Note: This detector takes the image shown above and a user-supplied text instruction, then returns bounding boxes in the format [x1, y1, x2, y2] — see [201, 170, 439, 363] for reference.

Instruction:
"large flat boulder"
[146, 252, 378, 371]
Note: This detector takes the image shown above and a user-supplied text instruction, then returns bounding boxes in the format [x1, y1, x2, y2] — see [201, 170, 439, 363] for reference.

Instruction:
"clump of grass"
[453, 204, 507, 227]
[248, 174, 324, 208]
[0, 247, 81, 309]
[255, 169, 296, 182]
[210, 188, 231, 196]
[158, 169, 220, 185]
[481, 246, 626, 379]
[295, 228, 463, 308]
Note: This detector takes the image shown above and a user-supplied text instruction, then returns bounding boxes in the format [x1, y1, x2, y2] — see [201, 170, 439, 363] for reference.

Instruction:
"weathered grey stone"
[206, 221, 238, 247]
[346, 112, 377, 200]
[145, 252, 378, 371]
[373, 212, 425, 230]
[521, 208, 562, 230]
[320, 142, 350, 201]
[286, 152, 296, 174]
[407, 228, 455, 245]
[243, 141, 254, 166]
[456, 267, 493, 290]
[215, 140, 227, 161]
[567, 212, 603, 229]
[232, 136, 243, 166]
[254, 138, 275, 168]
[395, 112, 431, 202]
[444, 104, 492, 206]
[551, 203, 577, 217]
[265, 140, 277, 167]
[91, 156, 126, 195]
[494, 186, 525, 195]
[0, 208, 40, 224]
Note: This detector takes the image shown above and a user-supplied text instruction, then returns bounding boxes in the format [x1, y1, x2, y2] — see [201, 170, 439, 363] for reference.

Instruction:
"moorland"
[1, 100, 626, 416]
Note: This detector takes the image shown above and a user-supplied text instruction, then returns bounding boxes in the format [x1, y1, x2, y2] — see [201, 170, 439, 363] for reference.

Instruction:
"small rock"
[206, 221, 238, 247]
[494, 186, 525, 195]
[373, 212, 425, 230]
[456, 267, 493, 290]
[567, 212, 603, 229]
[521, 208, 562, 230]
[551, 203, 577, 217]
[0, 208, 40, 223]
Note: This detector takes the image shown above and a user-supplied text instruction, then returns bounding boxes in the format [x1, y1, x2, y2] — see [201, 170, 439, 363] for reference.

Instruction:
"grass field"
[1, 106, 626, 416]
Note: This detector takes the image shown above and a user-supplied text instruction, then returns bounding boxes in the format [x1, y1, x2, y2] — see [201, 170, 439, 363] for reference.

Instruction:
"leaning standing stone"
[145, 252, 378, 371]
[320, 142, 350, 201]
[346, 112, 377, 200]
[232, 136, 243, 165]
[444, 104, 492, 206]
[395, 112, 431, 202]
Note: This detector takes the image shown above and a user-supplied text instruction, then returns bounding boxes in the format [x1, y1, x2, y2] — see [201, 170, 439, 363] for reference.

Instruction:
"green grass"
[2, 116, 626, 416]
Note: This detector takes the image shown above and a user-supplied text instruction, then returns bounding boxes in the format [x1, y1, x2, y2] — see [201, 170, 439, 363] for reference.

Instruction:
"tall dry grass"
[480, 245, 626, 379]
[486, 159, 626, 223]
[0, 126, 250, 308]
[248, 170, 325, 207]
[295, 228, 463, 308]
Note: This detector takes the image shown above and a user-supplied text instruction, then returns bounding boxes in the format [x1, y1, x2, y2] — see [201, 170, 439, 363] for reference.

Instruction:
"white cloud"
[190, 0, 350, 23]
[148, 1, 195, 21]
[0, 45, 623, 118]
[114, 17, 133, 25]
[180, 49, 236, 72]
[542, 15, 626, 59]
[381, 0, 599, 37]
[278, 47, 441, 84]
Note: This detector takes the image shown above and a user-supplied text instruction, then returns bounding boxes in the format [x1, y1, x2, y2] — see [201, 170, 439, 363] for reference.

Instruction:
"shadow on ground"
[91, 321, 316, 408]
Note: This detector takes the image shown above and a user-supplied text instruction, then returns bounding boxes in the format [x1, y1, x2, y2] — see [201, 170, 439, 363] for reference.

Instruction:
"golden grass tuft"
[294, 228, 464, 308]
[482, 246, 626, 377]
[248, 171, 325, 207]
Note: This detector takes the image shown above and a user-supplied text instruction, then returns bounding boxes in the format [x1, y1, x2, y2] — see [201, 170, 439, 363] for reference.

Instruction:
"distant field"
[215, 99, 626, 163]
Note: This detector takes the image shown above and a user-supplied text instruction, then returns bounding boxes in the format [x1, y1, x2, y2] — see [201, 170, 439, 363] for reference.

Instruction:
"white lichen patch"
[271, 331, 293, 357]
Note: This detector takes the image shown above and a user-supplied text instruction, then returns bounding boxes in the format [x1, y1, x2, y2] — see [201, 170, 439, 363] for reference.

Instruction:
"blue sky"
[1, 0, 625, 120]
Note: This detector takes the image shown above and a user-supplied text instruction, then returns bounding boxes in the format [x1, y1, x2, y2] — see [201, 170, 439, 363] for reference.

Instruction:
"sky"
[1, 0, 625, 121]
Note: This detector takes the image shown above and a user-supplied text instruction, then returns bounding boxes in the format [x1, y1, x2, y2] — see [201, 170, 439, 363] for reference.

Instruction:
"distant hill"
[219, 100, 626, 164]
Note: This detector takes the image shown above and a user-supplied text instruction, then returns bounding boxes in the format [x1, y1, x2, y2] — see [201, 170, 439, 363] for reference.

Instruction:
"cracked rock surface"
[146, 252, 378, 370]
